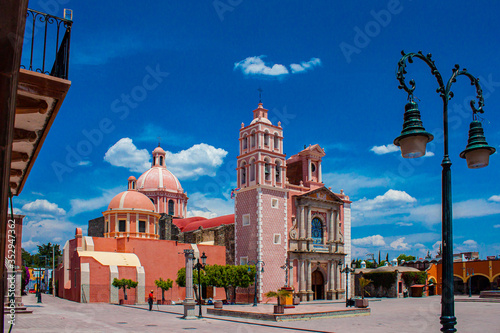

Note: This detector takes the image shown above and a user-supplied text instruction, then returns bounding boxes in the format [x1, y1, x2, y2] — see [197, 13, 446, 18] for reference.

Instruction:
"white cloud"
[104, 138, 150, 173]
[22, 218, 81, 253]
[234, 55, 321, 78]
[370, 144, 399, 155]
[234, 56, 288, 77]
[290, 58, 321, 73]
[352, 235, 386, 247]
[423, 151, 435, 158]
[396, 222, 413, 227]
[356, 189, 416, 212]
[489, 195, 500, 202]
[390, 237, 410, 250]
[494, 224, 500, 228]
[455, 239, 478, 253]
[187, 192, 234, 218]
[69, 187, 123, 216]
[322, 172, 389, 195]
[77, 160, 92, 166]
[22, 199, 66, 217]
[165, 143, 228, 180]
[409, 199, 500, 226]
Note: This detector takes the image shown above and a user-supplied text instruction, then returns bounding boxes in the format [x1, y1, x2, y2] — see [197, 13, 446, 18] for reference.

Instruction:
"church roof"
[180, 214, 234, 232]
[137, 167, 183, 193]
[297, 186, 344, 203]
[173, 216, 208, 230]
[107, 189, 155, 211]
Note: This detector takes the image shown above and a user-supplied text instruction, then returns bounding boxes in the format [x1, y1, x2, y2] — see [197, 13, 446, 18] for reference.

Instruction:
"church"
[56, 101, 351, 303]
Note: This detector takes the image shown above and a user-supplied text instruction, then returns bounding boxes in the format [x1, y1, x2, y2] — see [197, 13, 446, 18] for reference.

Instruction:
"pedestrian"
[148, 290, 154, 311]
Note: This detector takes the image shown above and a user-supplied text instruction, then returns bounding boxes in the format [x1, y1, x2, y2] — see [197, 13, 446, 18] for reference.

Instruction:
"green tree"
[230, 265, 255, 303]
[397, 254, 416, 264]
[155, 278, 173, 302]
[176, 266, 208, 300]
[112, 278, 138, 301]
[264, 289, 291, 306]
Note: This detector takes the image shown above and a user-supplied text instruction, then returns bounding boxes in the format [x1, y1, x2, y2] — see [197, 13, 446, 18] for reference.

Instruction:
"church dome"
[137, 167, 183, 192]
[108, 190, 155, 211]
[137, 145, 183, 193]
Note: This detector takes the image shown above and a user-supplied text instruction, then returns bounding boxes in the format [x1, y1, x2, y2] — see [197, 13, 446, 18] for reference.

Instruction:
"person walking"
[148, 290, 154, 311]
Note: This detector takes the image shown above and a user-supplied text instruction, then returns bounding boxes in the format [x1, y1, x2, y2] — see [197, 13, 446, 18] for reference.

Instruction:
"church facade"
[234, 103, 351, 301]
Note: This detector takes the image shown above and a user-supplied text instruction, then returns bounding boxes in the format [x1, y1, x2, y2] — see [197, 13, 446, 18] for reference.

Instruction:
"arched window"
[242, 135, 247, 149]
[241, 162, 247, 185]
[275, 160, 281, 183]
[311, 163, 316, 173]
[250, 159, 255, 181]
[168, 200, 175, 215]
[311, 218, 323, 245]
[264, 131, 269, 146]
[159, 156, 164, 166]
[251, 131, 256, 148]
[264, 158, 271, 181]
[274, 133, 279, 150]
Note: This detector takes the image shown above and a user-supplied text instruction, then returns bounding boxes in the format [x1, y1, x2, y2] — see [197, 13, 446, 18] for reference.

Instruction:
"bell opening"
[399, 136, 428, 158]
[465, 148, 491, 169]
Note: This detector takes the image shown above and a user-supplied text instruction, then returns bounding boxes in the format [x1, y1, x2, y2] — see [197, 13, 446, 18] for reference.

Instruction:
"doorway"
[312, 270, 324, 300]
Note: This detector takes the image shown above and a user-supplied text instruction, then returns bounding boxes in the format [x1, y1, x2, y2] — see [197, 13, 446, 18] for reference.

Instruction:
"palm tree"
[265, 289, 291, 306]
[358, 277, 372, 300]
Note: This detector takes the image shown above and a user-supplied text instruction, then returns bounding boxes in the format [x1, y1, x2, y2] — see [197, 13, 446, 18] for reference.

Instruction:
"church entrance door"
[312, 270, 324, 300]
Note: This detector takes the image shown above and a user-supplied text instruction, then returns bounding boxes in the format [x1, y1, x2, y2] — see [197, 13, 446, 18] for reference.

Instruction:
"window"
[251, 132, 256, 148]
[104, 221, 108, 234]
[168, 200, 174, 215]
[242, 135, 247, 149]
[274, 134, 279, 149]
[264, 131, 269, 146]
[150, 198, 155, 204]
[139, 221, 146, 233]
[159, 156, 164, 166]
[242, 214, 250, 226]
[311, 163, 316, 172]
[273, 233, 281, 244]
[275, 161, 281, 183]
[241, 162, 246, 184]
[119, 220, 126, 232]
[271, 198, 279, 209]
[250, 160, 255, 181]
[265, 160, 271, 181]
[240, 257, 248, 266]
[311, 218, 323, 244]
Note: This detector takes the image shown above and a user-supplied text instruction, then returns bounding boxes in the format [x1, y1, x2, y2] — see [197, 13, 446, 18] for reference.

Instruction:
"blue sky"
[16, 1, 500, 260]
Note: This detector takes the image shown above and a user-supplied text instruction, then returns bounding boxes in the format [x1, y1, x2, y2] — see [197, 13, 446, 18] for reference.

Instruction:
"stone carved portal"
[312, 269, 325, 300]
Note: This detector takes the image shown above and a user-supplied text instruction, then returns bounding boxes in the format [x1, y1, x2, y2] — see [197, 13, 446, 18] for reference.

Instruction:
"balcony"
[8, 8, 73, 195]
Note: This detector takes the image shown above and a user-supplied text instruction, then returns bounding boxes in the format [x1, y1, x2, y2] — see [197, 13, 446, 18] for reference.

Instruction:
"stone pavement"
[4, 294, 499, 332]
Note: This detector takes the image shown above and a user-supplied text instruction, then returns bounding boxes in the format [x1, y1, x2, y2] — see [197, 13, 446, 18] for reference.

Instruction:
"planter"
[214, 301, 223, 309]
[273, 305, 285, 314]
[355, 299, 369, 308]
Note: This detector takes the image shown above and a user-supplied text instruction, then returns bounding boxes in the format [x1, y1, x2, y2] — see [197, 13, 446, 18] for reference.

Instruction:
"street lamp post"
[340, 262, 354, 307]
[394, 50, 495, 333]
[248, 260, 265, 306]
[466, 268, 474, 297]
[193, 252, 207, 318]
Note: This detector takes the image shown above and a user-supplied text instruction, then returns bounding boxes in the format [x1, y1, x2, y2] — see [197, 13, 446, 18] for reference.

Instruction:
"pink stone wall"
[235, 189, 258, 264]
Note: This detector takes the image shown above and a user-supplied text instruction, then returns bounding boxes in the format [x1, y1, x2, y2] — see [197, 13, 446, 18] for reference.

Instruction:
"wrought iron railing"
[21, 8, 72, 80]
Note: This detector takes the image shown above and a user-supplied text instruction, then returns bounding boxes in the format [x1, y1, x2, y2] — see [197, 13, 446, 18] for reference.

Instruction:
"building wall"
[88, 216, 104, 237]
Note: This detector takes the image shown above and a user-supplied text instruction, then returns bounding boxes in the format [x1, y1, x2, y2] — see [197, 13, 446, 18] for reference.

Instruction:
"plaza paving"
[4, 294, 499, 332]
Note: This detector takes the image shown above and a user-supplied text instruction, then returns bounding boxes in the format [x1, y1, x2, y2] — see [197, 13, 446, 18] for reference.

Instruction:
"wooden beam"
[11, 151, 28, 162]
[13, 128, 37, 142]
[10, 169, 22, 177]
[16, 95, 48, 114]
